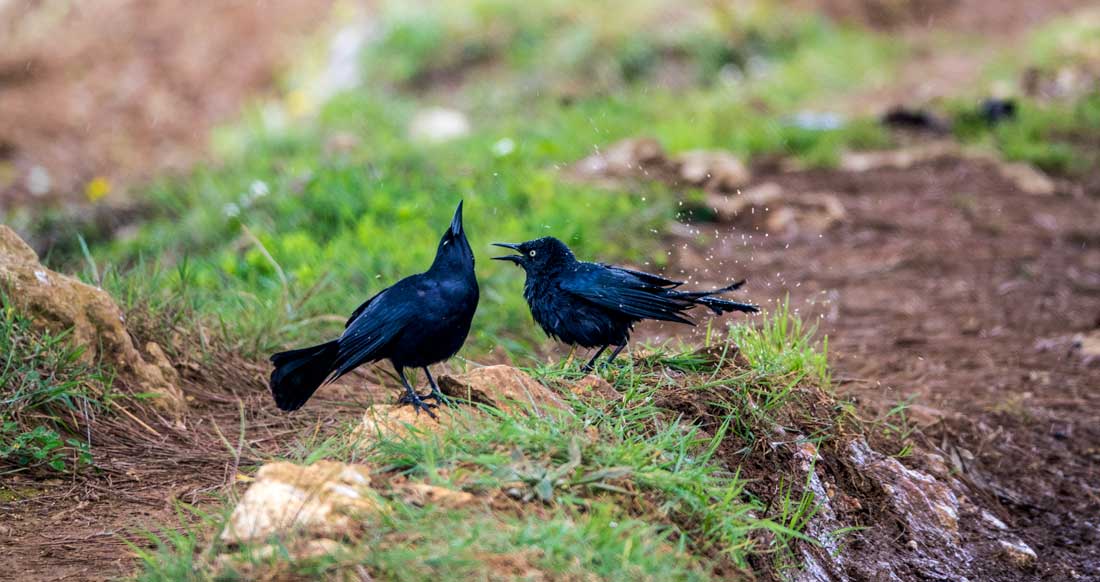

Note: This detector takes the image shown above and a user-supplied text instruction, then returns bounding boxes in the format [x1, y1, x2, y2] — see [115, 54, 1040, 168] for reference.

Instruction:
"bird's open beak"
[450, 201, 464, 237]
[491, 242, 522, 263]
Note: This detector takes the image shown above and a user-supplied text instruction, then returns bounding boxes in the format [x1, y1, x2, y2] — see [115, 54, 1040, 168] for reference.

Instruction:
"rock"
[439, 365, 568, 417]
[980, 510, 1009, 531]
[906, 404, 959, 428]
[997, 539, 1037, 569]
[214, 538, 348, 576]
[408, 108, 470, 143]
[708, 182, 779, 221]
[220, 461, 380, 544]
[354, 404, 457, 439]
[997, 162, 1055, 196]
[848, 440, 961, 540]
[569, 137, 668, 182]
[0, 225, 185, 414]
[920, 452, 953, 481]
[217, 537, 346, 566]
[793, 437, 978, 581]
[1071, 330, 1100, 364]
[397, 482, 476, 508]
[768, 193, 845, 235]
[675, 150, 751, 192]
[839, 141, 960, 172]
[565, 375, 619, 401]
[707, 182, 845, 236]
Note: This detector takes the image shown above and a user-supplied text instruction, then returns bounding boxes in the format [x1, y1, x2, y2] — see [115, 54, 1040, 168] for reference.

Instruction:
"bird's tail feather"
[270, 340, 340, 412]
[669, 280, 759, 315]
[696, 296, 760, 315]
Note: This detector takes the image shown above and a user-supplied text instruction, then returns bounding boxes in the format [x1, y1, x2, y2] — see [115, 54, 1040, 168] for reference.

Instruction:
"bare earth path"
[658, 153, 1100, 579]
[658, 3, 1100, 576]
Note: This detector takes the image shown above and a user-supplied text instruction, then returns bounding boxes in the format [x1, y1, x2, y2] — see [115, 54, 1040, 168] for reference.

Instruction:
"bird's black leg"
[394, 364, 437, 419]
[581, 345, 608, 372]
[605, 344, 627, 366]
[421, 366, 451, 405]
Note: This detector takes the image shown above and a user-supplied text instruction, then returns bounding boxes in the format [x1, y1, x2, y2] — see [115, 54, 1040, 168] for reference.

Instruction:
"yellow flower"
[286, 90, 312, 119]
[85, 177, 111, 202]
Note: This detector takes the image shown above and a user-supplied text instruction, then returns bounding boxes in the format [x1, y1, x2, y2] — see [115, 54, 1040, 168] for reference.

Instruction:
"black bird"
[269, 202, 479, 416]
[493, 237, 758, 370]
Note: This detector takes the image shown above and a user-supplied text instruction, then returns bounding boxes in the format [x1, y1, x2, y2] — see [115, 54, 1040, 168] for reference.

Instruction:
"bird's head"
[432, 201, 474, 270]
[491, 236, 575, 276]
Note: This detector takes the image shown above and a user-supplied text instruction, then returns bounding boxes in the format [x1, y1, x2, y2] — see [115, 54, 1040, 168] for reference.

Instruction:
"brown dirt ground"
[0, 357, 392, 581]
[0, 0, 330, 209]
[650, 150, 1100, 579]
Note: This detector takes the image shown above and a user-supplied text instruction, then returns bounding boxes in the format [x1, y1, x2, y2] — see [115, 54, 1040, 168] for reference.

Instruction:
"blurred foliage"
[85, 0, 895, 358]
[366, 0, 814, 95]
[956, 11, 1100, 177]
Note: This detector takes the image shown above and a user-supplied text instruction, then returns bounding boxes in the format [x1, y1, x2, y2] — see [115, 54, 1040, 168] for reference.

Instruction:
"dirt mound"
[0, 225, 185, 414]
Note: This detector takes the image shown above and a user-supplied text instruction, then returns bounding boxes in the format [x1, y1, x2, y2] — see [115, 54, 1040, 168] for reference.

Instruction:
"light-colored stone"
[997, 162, 1056, 196]
[840, 141, 961, 172]
[439, 365, 568, 417]
[221, 461, 380, 544]
[997, 538, 1037, 569]
[1072, 330, 1100, 363]
[980, 510, 1009, 531]
[408, 108, 470, 143]
[354, 404, 455, 439]
[214, 538, 348, 576]
[0, 225, 185, 414]
[675, 149, 751, 191]
[708, 182, 845, 236]
[397, 482, 476, 508]
[848, 440, 961, 539]
[570, 137, 667, 181]
[906, 404, 961, 428]
[566, 375, 619, 401]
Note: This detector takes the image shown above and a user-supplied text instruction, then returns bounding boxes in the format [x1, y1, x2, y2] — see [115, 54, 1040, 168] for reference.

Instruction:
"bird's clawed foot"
[398, 391, 439, 419]
[422, 389, 453, 406]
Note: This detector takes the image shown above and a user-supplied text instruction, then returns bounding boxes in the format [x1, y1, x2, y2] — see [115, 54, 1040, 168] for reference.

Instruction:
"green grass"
[0, 295, 112, 473]
[59, 1, 894, 361]
[133, 308, 837, 580]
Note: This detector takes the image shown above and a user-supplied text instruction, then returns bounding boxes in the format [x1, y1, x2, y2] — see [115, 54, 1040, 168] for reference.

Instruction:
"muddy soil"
[656, 152, 1100, 579]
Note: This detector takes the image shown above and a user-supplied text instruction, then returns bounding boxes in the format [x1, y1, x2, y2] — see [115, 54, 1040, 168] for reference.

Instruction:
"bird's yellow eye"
[529, 250, 537, 257]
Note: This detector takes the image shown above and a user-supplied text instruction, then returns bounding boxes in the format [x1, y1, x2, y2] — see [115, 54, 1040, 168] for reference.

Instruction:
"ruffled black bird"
[493, 237, 757, 370]
[269, 202, 479, 416]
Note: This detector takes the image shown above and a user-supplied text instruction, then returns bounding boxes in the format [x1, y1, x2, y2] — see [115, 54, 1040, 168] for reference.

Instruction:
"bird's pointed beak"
[450, 201, 464, 237]
[491, 242, 522, 263]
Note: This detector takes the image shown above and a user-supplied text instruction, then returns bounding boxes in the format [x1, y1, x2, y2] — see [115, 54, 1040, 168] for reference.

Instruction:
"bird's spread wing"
[560, 265, 694, 325]
[599, 264, 683, 288]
